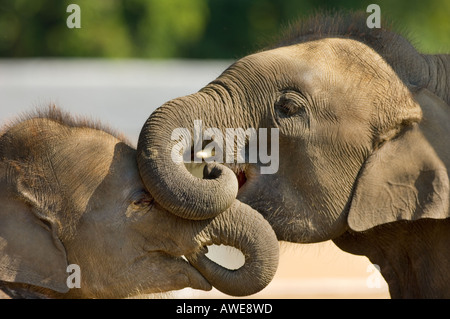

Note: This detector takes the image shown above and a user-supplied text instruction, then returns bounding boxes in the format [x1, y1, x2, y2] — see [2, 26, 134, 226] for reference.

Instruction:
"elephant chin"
[176, 257, 212, 292]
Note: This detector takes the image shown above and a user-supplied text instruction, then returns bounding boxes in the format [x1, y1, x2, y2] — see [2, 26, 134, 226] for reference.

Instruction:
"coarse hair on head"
[0, 103, 133, 147]
[269, 9, 413, 56]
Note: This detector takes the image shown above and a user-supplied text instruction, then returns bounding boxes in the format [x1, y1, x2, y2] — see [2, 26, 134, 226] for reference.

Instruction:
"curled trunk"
[187, 200, 279, 296]
[137, 94, 238, 220]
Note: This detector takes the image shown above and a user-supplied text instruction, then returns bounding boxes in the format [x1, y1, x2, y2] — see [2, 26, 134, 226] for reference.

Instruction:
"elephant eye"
[274, 91, 307, 118]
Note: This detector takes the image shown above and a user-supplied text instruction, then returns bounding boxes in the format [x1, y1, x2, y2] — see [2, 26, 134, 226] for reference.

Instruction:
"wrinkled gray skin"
[0, 109, 279, 298]
[137, 13, 450, 298]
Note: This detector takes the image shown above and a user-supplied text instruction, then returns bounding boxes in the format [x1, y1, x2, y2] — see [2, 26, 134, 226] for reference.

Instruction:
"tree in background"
[0, 0, 208, 58]
[0, 0, 448, 59]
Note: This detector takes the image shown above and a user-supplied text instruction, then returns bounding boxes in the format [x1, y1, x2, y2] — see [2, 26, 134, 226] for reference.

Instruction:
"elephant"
[136, 12, 450, 298]
[0, 106, 279, 298]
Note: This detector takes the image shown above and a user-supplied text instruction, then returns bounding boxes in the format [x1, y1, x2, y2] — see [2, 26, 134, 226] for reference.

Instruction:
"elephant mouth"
[225, 163, 249, 192]
[236, 169, 247, 189]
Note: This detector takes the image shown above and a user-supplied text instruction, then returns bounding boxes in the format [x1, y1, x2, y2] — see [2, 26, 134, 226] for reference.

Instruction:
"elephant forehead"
[227, 40, 367, 97]
[227, 48, 322, 95]
[248, 38, 391, 84]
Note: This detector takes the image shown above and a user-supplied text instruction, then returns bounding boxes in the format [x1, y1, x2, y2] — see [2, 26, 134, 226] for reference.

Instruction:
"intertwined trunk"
[137, 92, 239, 220]
[187, 200, 279, 296]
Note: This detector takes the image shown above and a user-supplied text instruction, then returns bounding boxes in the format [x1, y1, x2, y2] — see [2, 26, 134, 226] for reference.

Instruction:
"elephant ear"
[348, 90, 450, 232]
[0, 190, 69, 293]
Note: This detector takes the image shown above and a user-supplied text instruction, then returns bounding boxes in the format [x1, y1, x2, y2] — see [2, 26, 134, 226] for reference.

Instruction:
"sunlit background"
[0, 0, 449, 299]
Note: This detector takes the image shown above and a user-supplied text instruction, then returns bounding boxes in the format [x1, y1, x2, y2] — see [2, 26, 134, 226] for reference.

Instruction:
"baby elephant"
[0, 107, 279, 298]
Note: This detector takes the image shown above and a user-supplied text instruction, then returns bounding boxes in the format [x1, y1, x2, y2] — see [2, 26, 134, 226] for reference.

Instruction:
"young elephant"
[136, 12, 450, 298]
[0, 107, 279, 298]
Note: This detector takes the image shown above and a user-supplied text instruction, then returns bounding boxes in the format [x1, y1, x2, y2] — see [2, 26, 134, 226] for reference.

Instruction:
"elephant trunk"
[137, 92, 238, 220]
[187, 200, 279, 296]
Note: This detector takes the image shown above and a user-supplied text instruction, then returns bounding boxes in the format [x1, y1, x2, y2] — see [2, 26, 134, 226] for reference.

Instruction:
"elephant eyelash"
[275, 99, 297, 116]
[133, 197, 154, 207]
[274, 91, 307, 117]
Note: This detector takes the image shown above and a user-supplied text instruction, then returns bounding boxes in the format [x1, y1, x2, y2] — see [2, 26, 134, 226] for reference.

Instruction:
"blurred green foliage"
[0, 0, 448, 59]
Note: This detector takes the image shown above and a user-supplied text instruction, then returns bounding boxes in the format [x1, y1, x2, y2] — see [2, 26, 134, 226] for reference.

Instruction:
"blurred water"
[0, 59, 232, 145]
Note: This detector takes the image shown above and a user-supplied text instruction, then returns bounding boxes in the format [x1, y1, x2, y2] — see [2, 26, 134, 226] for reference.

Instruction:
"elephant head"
[137, 11, 450, 243]
[0, 107, 279, 298]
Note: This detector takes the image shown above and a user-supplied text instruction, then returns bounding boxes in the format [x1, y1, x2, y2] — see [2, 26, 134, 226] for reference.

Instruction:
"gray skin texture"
[137, 12, 450, 298]
[0, 108, 279, 298]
